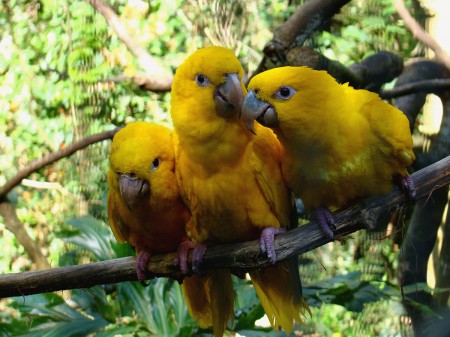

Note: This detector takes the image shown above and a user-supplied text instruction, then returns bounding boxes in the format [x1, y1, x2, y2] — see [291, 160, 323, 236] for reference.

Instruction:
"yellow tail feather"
[209, 269, 234, 337]
[182, 275, 212, 328]
[249, 257, 310, 334]
[182, 270, 234, 337]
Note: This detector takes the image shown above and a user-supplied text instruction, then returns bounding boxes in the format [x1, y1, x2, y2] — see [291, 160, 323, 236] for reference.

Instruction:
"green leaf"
[234, 304, 265, 331]
[64, 215, 114, 261]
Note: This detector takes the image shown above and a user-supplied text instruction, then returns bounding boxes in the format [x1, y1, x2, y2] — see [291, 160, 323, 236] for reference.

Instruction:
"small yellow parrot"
[107, 122, 190, 280]
[171, 47, 310, 336]
[107, 121, 216, 330]
[241, 66, 415, 237]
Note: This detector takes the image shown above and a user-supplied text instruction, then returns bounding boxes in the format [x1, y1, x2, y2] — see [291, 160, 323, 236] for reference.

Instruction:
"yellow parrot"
[241, 66, 415, 238]
[108, 121, 215, 330]
[107, 122, 190, 280]
[171, 46, 310, 336]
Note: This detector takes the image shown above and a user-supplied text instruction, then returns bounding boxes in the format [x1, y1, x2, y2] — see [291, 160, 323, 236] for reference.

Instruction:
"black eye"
[151, 158, 160, 172]
[195, 73, 210, 87]
[275, 86, 296, 100]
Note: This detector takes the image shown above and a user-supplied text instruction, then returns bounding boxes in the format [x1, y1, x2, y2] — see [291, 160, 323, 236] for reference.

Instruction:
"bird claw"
[400, 175, 416, 200]
[174, 240, 196, 274]
[259, 227, 287, 264]
[136, 250, 152, 281]
[175, 239, 207, 276]
[192, 244, 207, 275]
[311, 206, 336, 240]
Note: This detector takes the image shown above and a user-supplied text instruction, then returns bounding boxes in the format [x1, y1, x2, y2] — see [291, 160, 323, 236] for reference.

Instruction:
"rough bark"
[251, 0, 350, 78]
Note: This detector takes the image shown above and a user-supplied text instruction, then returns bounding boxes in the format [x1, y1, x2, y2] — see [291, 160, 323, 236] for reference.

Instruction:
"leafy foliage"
[316, 0, 423, 64]
[1, 216, 195, 337]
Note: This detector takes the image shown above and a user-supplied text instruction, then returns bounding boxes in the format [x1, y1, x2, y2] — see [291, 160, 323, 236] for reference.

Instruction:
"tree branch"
[394, 0, 450, 70]
[272, 0, 351, 49]
[285, 46, 363, 87]
[0, 155, 448, 298]
[0, 128, 119, 200]
[102, 74, 171, 91]
[252, 0, 350, 78]
[380, 78, 450, 99]
[349, 51, 404, 92]
[0, 201, 50, 270]
[392, 60, 449, 132]
[87, 0, 173, 92]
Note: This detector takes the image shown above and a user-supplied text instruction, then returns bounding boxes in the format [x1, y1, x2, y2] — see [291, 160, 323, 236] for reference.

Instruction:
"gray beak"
[118, 174, 150, 211]
[241, 90, 278, 134]
[214, 73, 245, 118]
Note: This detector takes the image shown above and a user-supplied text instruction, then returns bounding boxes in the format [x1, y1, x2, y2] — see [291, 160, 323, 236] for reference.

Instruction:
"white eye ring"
[195, 73, 211, 87]
[151, 158, 160, 172]
[275, 86, 296, 100]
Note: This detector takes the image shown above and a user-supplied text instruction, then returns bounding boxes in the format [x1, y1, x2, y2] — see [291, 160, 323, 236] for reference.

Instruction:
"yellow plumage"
[107, 122, 188, 256]
[243, 66, 415, 214]
[107, 122, 216, 328]
[171, 47, 310, 336]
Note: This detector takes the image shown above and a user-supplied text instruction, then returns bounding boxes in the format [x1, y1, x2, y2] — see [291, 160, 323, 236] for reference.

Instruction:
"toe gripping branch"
[175, 239, 207, 275]
[259, 227, 287, 264]
[311, 206, 336, 240]
[136, 250, 153, 284]
[400, 175, 416, 200]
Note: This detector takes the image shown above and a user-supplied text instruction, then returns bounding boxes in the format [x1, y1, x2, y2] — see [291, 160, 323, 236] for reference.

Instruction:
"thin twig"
[0, 128, 119, 200]
[0, 155, 448, 298]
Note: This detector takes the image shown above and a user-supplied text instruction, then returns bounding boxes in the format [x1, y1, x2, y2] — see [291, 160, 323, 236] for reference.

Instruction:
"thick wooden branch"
[285, 46, 363, 87]
[0, 128, 119, 200]
[349, 51, 404, 92]
[0, 156, 448, 298]
[272, 0, 350, 49]
[87, 0, 173, 92]
[252, 0, 350, 77]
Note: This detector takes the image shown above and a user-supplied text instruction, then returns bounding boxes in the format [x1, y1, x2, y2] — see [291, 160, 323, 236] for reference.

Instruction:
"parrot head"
[109, 122, 178, 211]
[241, 66, 339, 134]
[171, 46, 246, 125]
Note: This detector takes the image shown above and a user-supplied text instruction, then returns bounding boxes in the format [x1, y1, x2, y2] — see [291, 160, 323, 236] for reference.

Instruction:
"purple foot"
[259, 227, 287, 264]
[399, 175, 416, 200]
[175, 240, 207, 275]
[175, 240, 196, 274]
[191, 244, 207, 275]
[311, 206, 336, 240]
[136, 250, 152, 281]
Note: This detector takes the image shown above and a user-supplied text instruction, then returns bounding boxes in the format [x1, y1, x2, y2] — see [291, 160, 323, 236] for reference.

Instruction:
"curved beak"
[214, 73, 245, 118]
[118, 174, 150, 211]
[241, 90, 278, 134]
